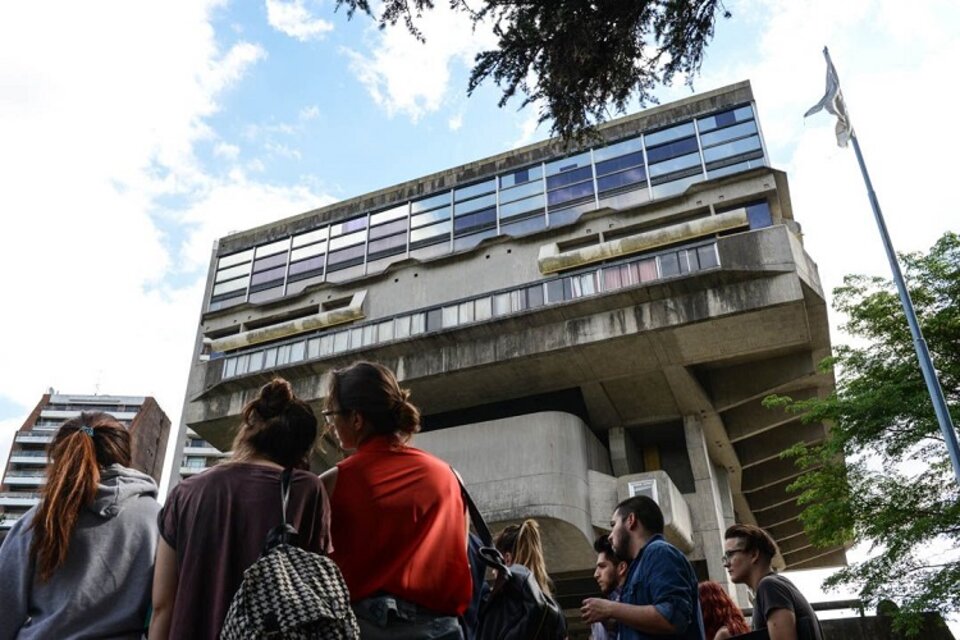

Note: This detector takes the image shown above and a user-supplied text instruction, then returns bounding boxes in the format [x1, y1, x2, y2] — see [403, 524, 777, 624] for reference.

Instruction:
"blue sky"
[1, 0, 958, 622]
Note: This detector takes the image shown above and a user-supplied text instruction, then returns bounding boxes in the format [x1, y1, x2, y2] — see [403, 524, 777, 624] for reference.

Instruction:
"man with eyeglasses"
[722, 524, 823, 640]
[581, 495, 704, 640]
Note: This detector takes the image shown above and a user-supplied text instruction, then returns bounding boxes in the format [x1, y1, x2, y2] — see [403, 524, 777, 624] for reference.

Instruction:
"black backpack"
[454, 472, 567, 640]
[220, 469, 360, 640]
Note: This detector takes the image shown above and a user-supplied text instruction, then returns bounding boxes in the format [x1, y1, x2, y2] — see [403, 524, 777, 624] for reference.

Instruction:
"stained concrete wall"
[415, 411, 610, 572]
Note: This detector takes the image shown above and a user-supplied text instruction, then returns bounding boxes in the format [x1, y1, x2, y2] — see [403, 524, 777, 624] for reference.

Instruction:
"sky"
[1, 0, 957, 625]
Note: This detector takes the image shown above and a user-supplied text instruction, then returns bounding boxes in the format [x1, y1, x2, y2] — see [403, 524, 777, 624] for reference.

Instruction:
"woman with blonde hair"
[494, 518, 555, 598]
[0, 412, 159, 640]
[150, 377, 331, 640]
[321, 360, 472, 639]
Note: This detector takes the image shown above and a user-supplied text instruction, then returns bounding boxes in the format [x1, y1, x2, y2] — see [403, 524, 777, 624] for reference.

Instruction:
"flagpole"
[847, 118, 960, 486]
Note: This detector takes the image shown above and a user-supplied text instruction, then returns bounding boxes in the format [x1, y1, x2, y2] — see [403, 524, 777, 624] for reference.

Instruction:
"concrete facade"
[175, 81, 845, 602]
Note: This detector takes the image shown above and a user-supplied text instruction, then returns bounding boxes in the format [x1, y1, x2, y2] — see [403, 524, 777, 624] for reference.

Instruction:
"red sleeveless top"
[329, 436, 472, 615]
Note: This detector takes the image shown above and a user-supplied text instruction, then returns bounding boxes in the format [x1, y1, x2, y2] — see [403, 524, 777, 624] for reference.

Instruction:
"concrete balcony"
[15, 431, 53, 444]
[0, 492, 41, 507]
[183, 445, 228, 457]
[9, 451, 49, 465]
[4, 471, 46, 486]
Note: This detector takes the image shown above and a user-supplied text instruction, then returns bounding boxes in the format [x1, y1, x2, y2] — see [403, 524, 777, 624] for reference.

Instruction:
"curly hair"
[698, 581, 749, 640]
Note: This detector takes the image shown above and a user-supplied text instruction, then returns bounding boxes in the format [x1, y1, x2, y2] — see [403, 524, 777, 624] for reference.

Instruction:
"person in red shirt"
[321, 361, 471, 640]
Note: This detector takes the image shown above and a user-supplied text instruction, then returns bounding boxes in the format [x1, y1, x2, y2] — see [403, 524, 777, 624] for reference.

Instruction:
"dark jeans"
[352, 594, 463, 640]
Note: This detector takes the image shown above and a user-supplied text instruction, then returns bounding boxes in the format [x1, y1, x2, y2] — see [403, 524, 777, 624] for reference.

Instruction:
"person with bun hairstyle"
[698, 581, 749, 640]
[0, 412, 160, 640]
[494, 519, 555, 598]
[320, 361, 471, 640]
[150, 378, 331, 640]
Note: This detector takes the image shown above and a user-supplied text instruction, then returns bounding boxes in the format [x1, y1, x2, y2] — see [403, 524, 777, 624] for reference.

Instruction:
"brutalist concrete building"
[177, 81, 844, 603]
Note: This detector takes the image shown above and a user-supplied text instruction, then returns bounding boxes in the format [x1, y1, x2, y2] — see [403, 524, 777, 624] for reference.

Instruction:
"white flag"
[805, 47, 854, 147]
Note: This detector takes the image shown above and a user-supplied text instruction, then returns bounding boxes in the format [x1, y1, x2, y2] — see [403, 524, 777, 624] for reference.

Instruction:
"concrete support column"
[684, 415, 737, 595]
[609, 426, 644, 476]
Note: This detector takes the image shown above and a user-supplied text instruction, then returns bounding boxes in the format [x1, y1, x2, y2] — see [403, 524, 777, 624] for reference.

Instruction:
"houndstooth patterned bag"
[220, 469, 360, 640]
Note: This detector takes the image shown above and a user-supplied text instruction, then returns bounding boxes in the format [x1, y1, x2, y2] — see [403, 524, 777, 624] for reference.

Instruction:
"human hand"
[580, 597, 614, 624]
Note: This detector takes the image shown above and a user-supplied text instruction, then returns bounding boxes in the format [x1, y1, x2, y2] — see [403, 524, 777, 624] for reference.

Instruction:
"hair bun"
[257, 378, 294, 418]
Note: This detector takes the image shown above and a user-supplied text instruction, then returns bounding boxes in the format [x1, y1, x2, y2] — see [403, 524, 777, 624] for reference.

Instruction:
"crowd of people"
[0, 361, 823, 640]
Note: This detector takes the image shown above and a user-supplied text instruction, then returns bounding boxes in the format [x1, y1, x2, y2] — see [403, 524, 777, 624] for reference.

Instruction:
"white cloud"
[300, 104, 321, 120]
[266, 0, 334, 41]
[0, 1, 332, 490]
[447, 113, 463, 131]
[214, 142, 241, 160]
[344, 4, 497, 121]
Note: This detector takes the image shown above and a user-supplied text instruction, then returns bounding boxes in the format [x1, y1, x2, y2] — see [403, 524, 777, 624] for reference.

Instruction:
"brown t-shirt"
[159, 463, 331, 640]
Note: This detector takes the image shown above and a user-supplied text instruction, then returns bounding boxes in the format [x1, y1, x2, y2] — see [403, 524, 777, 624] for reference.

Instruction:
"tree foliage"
[766, 231, 960, 635]
[334, 0, 730, 140]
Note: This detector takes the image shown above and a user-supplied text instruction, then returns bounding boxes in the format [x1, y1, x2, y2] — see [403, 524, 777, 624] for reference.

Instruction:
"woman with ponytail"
[150, 377, 330, 640]
[494, 519, 555, 598]
[0, 412, 159, 640]
[320, 361, 472, 639]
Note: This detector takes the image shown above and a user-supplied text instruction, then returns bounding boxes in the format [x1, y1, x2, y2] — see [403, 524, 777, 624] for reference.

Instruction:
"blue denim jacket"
[619, 535, 705, 640]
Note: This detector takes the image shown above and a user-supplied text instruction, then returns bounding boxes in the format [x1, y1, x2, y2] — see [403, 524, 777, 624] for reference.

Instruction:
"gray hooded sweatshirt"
[0, 464, 160, 640]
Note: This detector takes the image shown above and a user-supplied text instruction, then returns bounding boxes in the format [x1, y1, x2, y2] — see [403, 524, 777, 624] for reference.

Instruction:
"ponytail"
[31, 412, 131, 582]
[495, 519, 554, 597]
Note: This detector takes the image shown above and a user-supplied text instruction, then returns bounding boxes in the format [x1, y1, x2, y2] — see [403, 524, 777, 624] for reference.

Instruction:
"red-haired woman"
[699, 580, 750, 640]
[0, 412, 160, 640]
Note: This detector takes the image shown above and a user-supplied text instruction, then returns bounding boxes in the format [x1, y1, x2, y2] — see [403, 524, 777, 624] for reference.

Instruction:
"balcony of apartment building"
[8, 450, 49, 466]
[181, 81, 841, 590]
[14, 430, 54, 445]
[3, 470, 46, 486]
[0, 492, 41, 508]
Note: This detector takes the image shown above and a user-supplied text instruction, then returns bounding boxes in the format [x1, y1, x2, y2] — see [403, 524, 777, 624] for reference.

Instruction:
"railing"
[9, 450, 47, 457]
[6, 470, 46, 477]
[15, 431, 54, 442]
[219, 240, 721, 380]
[0, 492, 41, 500]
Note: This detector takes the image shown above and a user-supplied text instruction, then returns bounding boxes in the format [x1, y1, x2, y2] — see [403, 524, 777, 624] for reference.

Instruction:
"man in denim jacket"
[581, 495, 705, 640]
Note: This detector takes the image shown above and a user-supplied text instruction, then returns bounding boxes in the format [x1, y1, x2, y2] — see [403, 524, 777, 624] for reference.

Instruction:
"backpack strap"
[263, 467, 299, 553]
[451, 467, 509, 575]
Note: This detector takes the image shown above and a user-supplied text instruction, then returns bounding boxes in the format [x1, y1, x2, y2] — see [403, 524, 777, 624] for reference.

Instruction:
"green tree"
[767, 231, 960, 635]
[335, 0, 730, 140]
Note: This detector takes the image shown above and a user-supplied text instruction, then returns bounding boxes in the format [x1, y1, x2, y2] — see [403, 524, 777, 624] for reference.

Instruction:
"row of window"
[220, 240, 723, 379]
[209, 103, 766, 311]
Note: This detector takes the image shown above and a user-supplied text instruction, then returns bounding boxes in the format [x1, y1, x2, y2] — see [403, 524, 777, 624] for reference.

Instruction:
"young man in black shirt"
[722, 524, 823, 640]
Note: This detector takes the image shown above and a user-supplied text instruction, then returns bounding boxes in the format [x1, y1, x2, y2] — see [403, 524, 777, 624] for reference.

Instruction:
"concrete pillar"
[683, 415, 737, 596]
[609, 426, 644, 476]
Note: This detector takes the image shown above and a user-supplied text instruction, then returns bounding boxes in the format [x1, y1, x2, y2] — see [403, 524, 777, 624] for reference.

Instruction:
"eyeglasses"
[721, 548, 747, 565]
[321, 410, 343, 425]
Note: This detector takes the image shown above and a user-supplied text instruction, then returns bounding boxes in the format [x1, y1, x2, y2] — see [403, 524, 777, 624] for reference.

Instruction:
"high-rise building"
[178, 427, 230, 477]
[176, 81, 845, 606]
[0, 393, 170, 538]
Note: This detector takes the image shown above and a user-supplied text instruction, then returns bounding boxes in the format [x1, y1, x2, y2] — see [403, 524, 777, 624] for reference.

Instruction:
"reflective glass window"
[215, 263, 251, 283]
[646, 136, 699, 164]
[493, 293, 511, 316]
[526, 284, 544, 309]
[330, 216, 367, 236]
[699, 120, 758, 147]
[597, 167, 647, 194]
[378, 321, 394, 342]
[500, 164, 543, 188]
[500, 214, 546, 237]
[426, 308, 443, 330]
[248, 351, 264, 372]
[702, 136, 762, 163]
[593, 136, 643, 162]
[320, 334, 335, 357]
[454, 209, 496, 234]
[255, 238, 289, 258]
[250, 266, 286, 287]
[475, 297, 492, 321]
[455, 193, 497, 216]
[288, 256, 324, 277]
[659, 252, 680, 277]
[329, 229, 366, 251]
[697, 105, 754, 132]
[362, 324, 376, 346]
[369, 218, 408, 240]
[595, 151, 645, 177]
[499, 194, 544, 220]
[263, 348, 278, 369]
[292, 228, 327, 248]
[650, 174, 703, 198]
[218, 249, 254, 269]
[645, 122, 696, 146]
[351, 327, 363, 349]
[410, 313, 426, 335]
[547, 181, 594, 208]
[545, 151, 591, 176]
[411, 207, 451, 228]
[410, 220, 451, 246]
[290, 341, 305, 361]
[308, 338, 321, 359]
[698, 245, 719, 269]
[545, 279, 564, 303]
[499, 179, 544, 204]
[291, 242, 325, 262]
[638, 258, 658, 282]
[367, 234, 406, 258]
[411, 191, 451, 214]
[442, 305, 459, 328]
[395, 315, 411, 339]
[212, 277, 249, 297]
[223, 358, 237, 378]
[455, 179, 495, 201]
[746, 202, 773, 228]
[253, 252, 288, 273]
[331, 331, 348, 353]
[546, 165, 592, 190]
[370, 204, 408, 226]
[648, 152, 702, 178]
[326, 244, 365, 269]
[458, 301, 475, 323]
